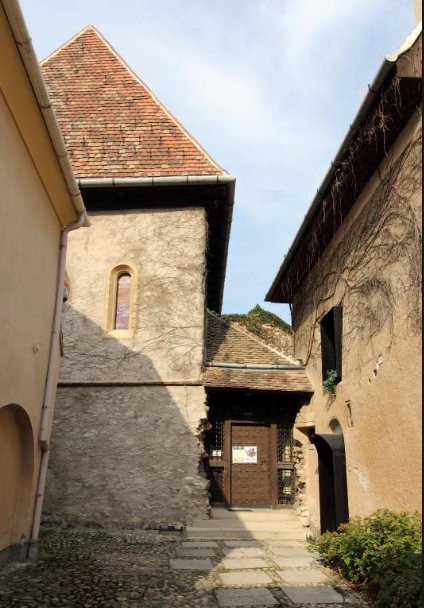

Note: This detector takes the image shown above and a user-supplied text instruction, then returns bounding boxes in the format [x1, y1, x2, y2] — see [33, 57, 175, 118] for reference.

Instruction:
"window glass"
[114, 273, 131, 330]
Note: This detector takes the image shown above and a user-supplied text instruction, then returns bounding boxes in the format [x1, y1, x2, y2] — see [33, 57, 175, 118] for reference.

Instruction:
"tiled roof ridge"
[206, 309, 299, 366]
[42, 25, 226, 176]
[40, 24, 95, 66]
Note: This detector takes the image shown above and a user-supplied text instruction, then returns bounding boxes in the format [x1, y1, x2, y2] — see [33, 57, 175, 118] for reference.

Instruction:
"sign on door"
[232, 445, 258, 464]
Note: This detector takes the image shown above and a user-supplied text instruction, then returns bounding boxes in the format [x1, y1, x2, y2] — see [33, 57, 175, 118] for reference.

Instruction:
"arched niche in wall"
[329, 418, 343, 434]
[312, 431, 349, 533]
[0, 404, 34, 551]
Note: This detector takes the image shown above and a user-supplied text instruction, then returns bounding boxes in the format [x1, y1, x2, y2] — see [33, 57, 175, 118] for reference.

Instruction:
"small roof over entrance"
[203, 311, 313, 393]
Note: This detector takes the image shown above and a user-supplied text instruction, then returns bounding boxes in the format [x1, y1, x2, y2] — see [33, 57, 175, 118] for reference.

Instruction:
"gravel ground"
[0, 527, 371, 607]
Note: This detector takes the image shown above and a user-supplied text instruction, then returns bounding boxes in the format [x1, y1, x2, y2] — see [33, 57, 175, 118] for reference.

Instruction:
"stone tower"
[41, 26, 235, 527]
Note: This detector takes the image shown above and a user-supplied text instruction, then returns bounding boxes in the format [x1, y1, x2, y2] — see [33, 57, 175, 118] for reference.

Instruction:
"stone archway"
[0, 405, 34, 552]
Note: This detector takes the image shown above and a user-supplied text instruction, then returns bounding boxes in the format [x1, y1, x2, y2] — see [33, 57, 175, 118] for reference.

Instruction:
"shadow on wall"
[43, 304, 209, 530]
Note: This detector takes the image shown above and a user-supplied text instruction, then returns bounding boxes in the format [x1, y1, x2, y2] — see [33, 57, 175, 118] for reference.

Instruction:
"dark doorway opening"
[313, 433, 349, 533]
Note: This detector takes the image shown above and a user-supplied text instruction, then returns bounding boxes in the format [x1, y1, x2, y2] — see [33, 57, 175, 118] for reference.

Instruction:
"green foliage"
[323, 369, 338, 394]
[312, 510, 422, 608]
[223, 305, 293, 336]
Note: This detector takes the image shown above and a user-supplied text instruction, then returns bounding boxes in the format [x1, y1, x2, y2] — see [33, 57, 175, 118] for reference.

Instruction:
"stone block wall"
[45, 385, 209, 527]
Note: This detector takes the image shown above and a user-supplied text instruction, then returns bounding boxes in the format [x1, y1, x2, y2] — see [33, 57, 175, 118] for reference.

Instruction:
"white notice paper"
[232, 445, 258, 464]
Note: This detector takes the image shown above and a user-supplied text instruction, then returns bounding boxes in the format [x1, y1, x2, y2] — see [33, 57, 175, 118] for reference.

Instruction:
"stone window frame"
[103, 262, 137, 339]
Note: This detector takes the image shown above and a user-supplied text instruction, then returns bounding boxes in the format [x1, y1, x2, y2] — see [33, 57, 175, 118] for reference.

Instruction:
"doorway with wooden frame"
[205, 390, 300, 509]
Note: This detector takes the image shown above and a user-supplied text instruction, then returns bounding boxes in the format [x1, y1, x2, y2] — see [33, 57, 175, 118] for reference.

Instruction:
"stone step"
[191, 519, 305, 531]
[210, 508, 299, 522]
[185, 527, 308, 541]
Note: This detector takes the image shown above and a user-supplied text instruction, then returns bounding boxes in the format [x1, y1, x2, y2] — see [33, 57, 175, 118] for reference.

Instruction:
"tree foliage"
[223, 305, 293, 336]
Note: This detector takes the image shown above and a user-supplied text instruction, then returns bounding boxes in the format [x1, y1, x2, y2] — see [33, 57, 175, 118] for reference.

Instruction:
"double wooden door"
[207, 406, 296, 509]
[230, 423, 271, 507]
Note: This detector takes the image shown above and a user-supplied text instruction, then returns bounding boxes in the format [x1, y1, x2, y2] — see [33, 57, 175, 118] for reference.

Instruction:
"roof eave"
[1, 0, 88, 227]
[266, 23, 422, 304]
[78, 175, 236, 313]
[265, 58, 394, 303]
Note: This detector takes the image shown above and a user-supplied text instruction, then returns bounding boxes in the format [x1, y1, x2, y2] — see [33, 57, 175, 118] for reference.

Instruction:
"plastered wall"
[292, 112, 422, 533]
[45, 206, 210, 526]
[59, 208, 206, 382]
[0, 90, 60, 551]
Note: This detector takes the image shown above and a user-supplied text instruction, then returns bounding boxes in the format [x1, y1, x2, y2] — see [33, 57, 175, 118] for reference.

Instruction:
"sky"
[20, 0, 416, 322]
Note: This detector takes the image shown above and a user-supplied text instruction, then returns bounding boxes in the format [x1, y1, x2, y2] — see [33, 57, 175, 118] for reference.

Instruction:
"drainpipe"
[28, 212, 85, 560]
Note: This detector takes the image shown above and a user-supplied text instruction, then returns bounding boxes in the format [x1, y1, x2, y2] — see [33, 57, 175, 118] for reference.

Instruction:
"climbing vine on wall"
[293, 123, 422, 368]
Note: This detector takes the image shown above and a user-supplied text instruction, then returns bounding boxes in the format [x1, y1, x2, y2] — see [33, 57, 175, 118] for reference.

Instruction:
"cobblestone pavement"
[0, 527, 371, 607]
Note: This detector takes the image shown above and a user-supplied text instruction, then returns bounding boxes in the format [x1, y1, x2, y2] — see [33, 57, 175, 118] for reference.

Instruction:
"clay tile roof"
[204, 311, 313, 392]
[203, 367, 313, 393]
[206, 310, 296, 366]
[41, 26, 225, 179]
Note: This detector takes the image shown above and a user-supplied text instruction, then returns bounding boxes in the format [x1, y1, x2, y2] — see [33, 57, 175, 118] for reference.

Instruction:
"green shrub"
[312, 510, 422, 608]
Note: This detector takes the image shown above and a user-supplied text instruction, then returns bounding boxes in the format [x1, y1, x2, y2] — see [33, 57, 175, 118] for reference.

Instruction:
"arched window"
[114, 272, 131, 330]
[105, 264, 136, 336]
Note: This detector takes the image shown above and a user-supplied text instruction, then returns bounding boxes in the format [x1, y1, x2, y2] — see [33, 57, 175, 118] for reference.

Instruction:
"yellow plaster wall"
[0, 87, 61, 551]
[292, 111, 422, 533]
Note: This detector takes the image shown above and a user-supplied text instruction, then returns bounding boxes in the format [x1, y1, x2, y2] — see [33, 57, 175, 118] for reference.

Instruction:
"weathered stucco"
[292, 112, 422, 533]
[45, 206, 210, 526]
[60, 208, 206, 382]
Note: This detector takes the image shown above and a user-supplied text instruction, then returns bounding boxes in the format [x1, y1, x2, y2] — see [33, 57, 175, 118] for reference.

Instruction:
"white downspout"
[28, 212, 85, 559]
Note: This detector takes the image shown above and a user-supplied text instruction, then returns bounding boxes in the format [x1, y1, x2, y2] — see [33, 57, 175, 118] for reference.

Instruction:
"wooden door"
[230, 423, 271, 507]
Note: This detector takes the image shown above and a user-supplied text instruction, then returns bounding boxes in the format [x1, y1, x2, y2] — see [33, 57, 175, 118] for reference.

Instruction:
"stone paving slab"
[224, 548, 266, 558]
[221, 558, 272, 570]
[0, 527, 372, 608]
[267, 540, 304, 547]
[273, 556, 317, 568]
[216, 588, 278, 606]
[218, 570, 273, 587]
[176, 548, 216, 557]
[277, 568, 330, 584]
[181, 541, 219, 548]
[269, 547, 313, 557]
[282, 585, 344, 604]
[224, 541, 262, 548]
[169, 558, 213, 570]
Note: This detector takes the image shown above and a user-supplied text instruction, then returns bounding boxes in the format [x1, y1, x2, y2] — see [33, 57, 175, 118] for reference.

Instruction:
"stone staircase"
[186, 507, 308, 541]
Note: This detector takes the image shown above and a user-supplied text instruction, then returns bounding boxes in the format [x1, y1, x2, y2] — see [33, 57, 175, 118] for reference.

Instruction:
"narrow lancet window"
[114, 272, 131, 330]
